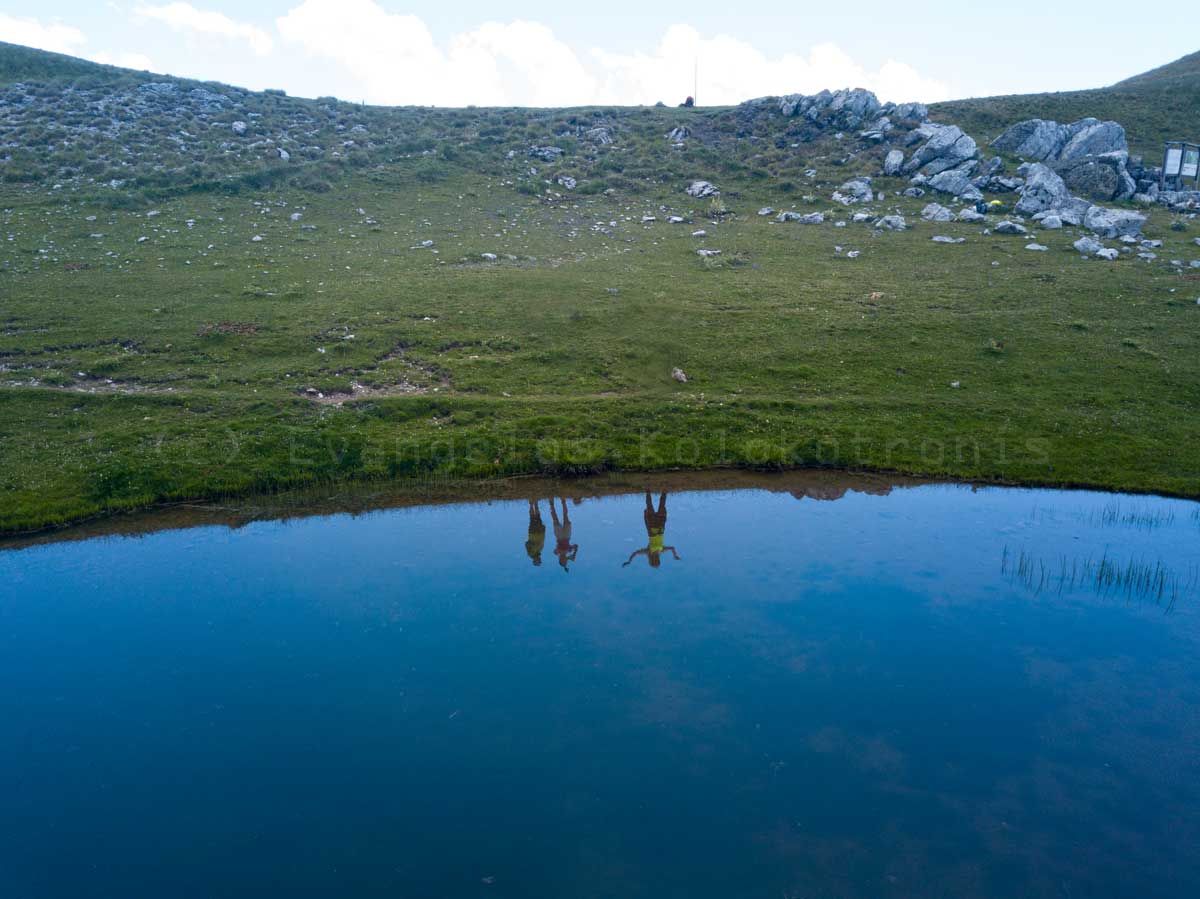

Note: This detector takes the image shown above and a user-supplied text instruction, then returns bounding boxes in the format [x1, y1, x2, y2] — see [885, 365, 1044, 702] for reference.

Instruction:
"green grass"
[2, 43, 1200, 533]
[3, 164, 1199, 533]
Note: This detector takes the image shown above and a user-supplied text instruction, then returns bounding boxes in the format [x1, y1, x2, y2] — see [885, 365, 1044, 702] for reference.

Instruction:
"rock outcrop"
[1014, 163, 1071, 215]
[992, 118, 1135, 201]
[740, 89, 928, 136]
[903, 124, 978, 177]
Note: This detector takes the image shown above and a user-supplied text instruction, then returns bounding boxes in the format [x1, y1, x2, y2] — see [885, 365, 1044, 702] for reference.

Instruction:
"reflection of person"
[624, 491, 681, 569]
[525, 499, 546, 567]
[548, 497, 579, 572]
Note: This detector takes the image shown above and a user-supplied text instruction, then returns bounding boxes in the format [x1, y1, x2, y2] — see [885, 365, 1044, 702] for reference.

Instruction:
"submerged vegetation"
[1002, 545, 1200, 609]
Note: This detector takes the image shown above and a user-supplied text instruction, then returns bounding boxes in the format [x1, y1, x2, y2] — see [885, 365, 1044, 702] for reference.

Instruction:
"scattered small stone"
[921, 203, 955, 222]
[672, 367, 688, 382]
[685, 180, 718, 198]
[777, 211, 824, 224]
[994, 221, 1028, 236]
[931, 235, 965, 244]
[1025, 243, 1049, 251]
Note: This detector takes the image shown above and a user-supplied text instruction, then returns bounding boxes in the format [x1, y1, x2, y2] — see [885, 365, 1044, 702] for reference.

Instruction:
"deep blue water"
[2, 481, 1199, 899]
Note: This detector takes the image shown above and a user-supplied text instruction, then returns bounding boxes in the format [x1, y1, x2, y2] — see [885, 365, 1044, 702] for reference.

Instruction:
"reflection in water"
[1002, 545, 1200, 608]
[2, 481, 1200, 898]
[548, 497, 579, 571]
[624, 491, 681, 569]
[1072, 500, 1179, 531]
[524, 499, 546, 567]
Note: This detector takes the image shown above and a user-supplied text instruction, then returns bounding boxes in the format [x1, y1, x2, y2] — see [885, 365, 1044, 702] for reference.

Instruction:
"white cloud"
[0, 13, 87, 55]
[3, 5, 950, 107]
[136, 3, 274, 56]
[592, 26, 949, 105]
[276, 2, 948, 106]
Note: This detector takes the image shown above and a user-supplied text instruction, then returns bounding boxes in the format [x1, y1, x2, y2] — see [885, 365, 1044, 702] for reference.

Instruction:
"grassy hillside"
[0, 40, 149, 87]
[931, 51, 1200, 158]
[2, 44, 1199, 532]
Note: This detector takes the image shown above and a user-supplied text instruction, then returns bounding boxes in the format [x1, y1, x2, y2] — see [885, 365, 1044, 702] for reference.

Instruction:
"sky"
[0, 2, 1193, 107]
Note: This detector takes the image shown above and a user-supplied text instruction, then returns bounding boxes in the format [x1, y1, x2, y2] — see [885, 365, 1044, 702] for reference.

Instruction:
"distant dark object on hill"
[680, 96, 694, 108]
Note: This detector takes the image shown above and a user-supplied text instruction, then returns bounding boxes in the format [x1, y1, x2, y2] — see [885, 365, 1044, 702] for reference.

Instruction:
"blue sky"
[1, 2, 1193, 106]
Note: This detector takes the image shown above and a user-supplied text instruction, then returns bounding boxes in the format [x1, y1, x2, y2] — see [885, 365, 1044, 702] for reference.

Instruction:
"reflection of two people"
[525, 499, 579, 571]
[525, 492, 680, 570]
[624, 491, 681, 569]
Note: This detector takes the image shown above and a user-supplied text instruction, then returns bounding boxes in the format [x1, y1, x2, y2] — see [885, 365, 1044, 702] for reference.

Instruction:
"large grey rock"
[903, 124, 978, 176]
[883, 149, 905, 176]
[875, 214, 907, 231]
[686, 180, 719, 198]
[1058, 156, 1121, 200]
[921, 203, 956, 222]
[1015, 163, 1071, 215]
[1059, 120, 1128, 161]
[957, 209, 986, 223]
[1074, 236, 1105, 255]
[928, 163, 983, 200]
[1083, 206, 1146, 239]
[994, 221, 1028, 235]
[837, 178, 874, 203]
[993, 117, 1127, 162]
[1057, 151, 1138, 202]
[891, 102, 928, 122]
[1055, 197, 1094, 226]
[993, 119, 1072, 160]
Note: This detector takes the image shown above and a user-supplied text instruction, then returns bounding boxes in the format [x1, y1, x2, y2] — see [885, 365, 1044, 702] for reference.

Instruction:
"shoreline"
[6, 463, 1199, 551]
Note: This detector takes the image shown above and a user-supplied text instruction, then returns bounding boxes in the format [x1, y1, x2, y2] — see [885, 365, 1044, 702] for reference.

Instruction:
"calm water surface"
[2, 479, 1199, 898]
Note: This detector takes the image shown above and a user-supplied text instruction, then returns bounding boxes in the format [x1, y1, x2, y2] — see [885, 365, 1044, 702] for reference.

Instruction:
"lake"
[2, 474, 1198, 898]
